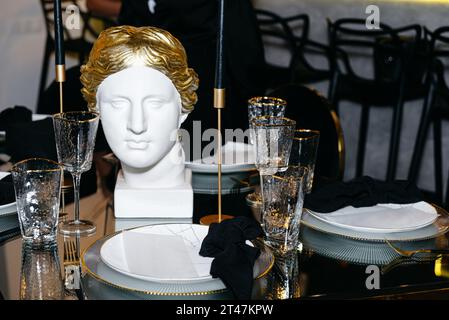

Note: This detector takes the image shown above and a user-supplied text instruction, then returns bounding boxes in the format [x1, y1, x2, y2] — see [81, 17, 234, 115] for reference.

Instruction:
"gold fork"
[64, 240, 79, 264]
[381, 255, 438, 274]
[63, 239, 81, 290]
[385, 239, 449, 258]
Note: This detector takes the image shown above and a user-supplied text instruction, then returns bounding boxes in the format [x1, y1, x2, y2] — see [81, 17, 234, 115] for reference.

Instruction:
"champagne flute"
[53, 111, 99, 236]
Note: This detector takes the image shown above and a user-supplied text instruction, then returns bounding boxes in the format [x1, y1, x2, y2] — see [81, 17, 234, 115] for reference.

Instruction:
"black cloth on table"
[0, 106, 32, 131]
[199, 216, 262, 299]
[0, 175, 15, 205]
[6, 118, 58, 162]
[1, 105, 98, 199]
[305, 176, 424, 213]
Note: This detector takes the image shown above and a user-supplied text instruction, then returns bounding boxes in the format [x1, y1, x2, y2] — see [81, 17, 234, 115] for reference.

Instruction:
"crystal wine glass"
[53, 111, 99, 236]
[252, 116, 296, 175]
[252, 116, 298, 252]
[248, 96, 287, 145]
[247, 97, 287, 208]
[290, 129, 320, 194]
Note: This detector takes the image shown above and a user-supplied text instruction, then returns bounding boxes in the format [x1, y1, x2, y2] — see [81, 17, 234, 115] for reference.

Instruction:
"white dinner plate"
[100, 224, 253, 284]
[0, 203, 16, 217]
[307, 202, 438, 234]
[301, 206, 449, 242]
[185, 142, 256, 174]
[0, 172, 16, 217]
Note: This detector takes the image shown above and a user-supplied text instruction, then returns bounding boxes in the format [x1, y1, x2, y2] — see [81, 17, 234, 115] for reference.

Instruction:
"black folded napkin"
[199, 216, 263, 299]
[0, 106, 32, 131]
[6, 118, 58, 162]
[0, 174, 15, 205]
[5, 116, 98, 199]
[305, 176, 423, 213]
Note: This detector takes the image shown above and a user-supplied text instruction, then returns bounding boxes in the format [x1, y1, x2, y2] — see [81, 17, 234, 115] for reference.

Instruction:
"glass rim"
[272, 165, 308, 180]
[251, 116, 296, 128]
[248, 96, 287, 107]
[53, 111, 100, 123]
[294, 129, 320, 140]
[12, 158, 63, 173]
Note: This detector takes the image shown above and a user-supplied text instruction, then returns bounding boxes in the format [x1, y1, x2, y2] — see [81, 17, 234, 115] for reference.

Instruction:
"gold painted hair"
[80, 26, 199, 113]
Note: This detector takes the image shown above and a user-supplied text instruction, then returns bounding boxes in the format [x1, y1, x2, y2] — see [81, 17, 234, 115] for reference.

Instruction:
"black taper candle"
[214, 0, 225, 89]
[200, 0, 234, 224]
[54, 0, 65, 66]
[214, 0, 226, 222]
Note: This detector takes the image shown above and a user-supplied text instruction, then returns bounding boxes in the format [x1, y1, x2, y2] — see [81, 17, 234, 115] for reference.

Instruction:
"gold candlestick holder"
[199, 88, 234, 225]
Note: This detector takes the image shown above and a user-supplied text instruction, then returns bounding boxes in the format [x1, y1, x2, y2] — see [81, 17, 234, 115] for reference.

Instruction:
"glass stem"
[259, 173, 272, 216]
[72, 172, 81, 223]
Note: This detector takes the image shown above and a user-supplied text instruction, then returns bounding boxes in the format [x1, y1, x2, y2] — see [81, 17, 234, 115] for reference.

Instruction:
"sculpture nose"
[127, 103, 147, 135]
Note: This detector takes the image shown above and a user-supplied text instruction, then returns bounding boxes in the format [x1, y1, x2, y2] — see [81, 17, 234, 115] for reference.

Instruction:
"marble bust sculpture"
[80, 26, 199, 218]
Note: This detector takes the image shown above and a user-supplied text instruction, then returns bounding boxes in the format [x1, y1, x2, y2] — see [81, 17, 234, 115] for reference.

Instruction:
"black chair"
[255, 9, 330, 90]
[269, 84, 345, 184]
[37, 0, 116, 110]
[409, 26, 449, 208]
[327, 18, 425, 181]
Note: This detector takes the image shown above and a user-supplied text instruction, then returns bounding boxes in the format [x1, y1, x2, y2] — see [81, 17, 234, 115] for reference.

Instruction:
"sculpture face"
[97, 66, 187, 169]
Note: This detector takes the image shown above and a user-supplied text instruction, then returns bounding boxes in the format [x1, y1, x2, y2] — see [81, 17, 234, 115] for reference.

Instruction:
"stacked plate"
[185, 142, 257, 195]
[0, 172, 19, 242]
[300, 202, 449, 265]
[82, 223, 274, 299]
[0, 172, 16, 217]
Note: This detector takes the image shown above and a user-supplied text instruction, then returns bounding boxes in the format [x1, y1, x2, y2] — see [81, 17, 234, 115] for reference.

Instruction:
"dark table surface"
[1, 190, 449, 300]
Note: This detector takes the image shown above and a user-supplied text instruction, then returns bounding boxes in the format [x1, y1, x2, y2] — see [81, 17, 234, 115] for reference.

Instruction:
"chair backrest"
[328, 18, 421, 83]
[40, 0, 111, 43]
[255, 10, 332, 86]
[268, 84, 345, 182]
[427, 26, 449, 54]
[424, 27, 449, 208]
[40, 0, 79, 41]
[425, 27, 449, 92]
[423, 27, 449, 122]
[255, 9, 309, 68]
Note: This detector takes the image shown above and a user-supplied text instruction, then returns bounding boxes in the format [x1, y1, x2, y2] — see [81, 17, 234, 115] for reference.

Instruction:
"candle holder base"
[59, 212, 68, 219]
[199, 214, 234, 226]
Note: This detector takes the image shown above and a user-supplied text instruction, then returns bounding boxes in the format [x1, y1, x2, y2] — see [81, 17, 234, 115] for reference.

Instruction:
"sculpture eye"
[110, 99, 129, 109]
[144, 98, 164, 109]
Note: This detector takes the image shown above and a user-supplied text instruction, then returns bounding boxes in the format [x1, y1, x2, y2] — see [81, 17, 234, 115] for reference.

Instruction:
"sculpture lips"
[127, 140, 150, 150]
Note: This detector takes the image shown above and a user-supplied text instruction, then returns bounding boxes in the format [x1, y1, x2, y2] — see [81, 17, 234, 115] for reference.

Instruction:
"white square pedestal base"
[114, 169, 193, 219]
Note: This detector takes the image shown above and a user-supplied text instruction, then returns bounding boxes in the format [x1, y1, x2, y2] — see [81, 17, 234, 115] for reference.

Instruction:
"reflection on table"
[1, 184, 449, 299]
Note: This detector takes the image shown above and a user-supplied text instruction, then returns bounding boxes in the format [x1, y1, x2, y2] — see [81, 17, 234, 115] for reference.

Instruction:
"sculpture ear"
[179, 113, 188, 126]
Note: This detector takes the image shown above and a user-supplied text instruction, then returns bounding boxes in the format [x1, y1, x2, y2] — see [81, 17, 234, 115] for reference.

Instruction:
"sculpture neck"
[121, 141, 186, 188]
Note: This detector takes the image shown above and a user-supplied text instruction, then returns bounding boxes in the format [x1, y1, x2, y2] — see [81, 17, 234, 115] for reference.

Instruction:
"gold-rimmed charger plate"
[300, 224, 443, 266]
[81, 223, 274, 297]
[300, 205, 449, 265]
